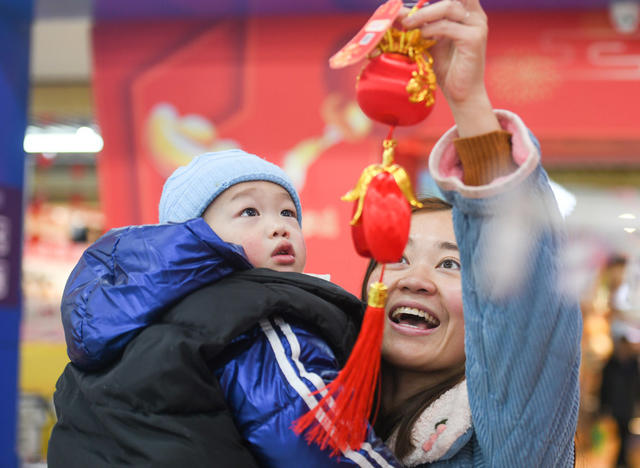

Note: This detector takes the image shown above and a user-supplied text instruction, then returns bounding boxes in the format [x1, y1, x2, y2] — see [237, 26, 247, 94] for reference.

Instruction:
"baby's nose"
[271, 223, 290, 238]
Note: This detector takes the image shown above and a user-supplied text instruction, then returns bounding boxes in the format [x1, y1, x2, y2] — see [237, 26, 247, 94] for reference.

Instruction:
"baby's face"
[203, 181, 306, 273]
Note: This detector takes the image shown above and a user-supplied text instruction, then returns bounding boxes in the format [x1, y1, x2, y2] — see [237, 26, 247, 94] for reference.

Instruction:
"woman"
[358, 1, 582, 465]
[49, 1, 580, 467]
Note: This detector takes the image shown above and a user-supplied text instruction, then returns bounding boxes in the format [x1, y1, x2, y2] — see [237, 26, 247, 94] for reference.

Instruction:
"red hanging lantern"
[356, 28, 436, 127]
[342, 138, 420, 264]
[294, 0, 435, 456]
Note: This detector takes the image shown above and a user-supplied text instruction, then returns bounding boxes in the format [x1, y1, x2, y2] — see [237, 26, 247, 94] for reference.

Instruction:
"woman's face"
[371, 210, 465, 373]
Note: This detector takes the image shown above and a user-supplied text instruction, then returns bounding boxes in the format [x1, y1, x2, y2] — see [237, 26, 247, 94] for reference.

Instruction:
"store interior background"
[13, 0, 640, 466]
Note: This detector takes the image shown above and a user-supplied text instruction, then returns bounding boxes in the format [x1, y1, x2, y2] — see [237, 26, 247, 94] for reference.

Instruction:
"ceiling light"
[619, 213, 637, 219]
[24, 125, 104, 154]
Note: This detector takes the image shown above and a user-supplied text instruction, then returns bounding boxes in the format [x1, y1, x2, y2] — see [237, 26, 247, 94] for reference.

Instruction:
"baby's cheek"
[239, 238, 265, 268]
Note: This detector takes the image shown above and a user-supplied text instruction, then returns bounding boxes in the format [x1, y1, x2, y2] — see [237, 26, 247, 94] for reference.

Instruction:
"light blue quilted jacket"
[404, 110, 582, 467]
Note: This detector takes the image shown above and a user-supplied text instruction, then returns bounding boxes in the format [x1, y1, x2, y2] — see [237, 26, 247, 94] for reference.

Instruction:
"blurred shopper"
[600, 335, 640, 467]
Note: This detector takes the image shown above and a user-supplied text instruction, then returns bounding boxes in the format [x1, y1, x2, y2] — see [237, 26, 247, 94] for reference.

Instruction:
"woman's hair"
[360, 196, 466, 459]
[375, 366, 465, 458]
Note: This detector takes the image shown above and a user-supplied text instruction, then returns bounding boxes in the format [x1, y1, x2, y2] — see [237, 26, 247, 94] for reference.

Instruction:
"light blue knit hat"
[158, 149, 302, 225]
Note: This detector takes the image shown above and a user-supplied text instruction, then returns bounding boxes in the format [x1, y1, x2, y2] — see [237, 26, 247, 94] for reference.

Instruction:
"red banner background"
[93, 10, 640, 293]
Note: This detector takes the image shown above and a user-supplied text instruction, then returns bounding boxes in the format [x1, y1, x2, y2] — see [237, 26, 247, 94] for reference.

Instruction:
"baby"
[48, 150, 399, 468]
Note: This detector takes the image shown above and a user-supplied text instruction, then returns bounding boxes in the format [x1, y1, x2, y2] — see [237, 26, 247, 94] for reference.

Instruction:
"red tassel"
[292, 282, 387, 456]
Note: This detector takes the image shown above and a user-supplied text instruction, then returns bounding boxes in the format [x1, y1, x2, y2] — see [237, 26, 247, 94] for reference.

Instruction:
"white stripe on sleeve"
[260, 317, 394, 468]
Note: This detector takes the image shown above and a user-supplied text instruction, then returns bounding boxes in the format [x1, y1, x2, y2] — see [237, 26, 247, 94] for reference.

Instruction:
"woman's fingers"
[463, 0, 488, 16]
[401, 0, 472, 30]
[394, 0, 495, 135]
[398, 0, 487, 61]
[418, 19, 483, 43]
[394, 7, 412, 29]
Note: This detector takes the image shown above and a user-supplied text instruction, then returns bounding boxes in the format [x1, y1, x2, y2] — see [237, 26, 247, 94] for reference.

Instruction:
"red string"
[371, 368, 383, 424]
[386, 126, 396, 141]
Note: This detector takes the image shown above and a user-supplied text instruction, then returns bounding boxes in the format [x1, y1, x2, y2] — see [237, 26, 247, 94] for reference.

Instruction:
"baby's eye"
[281, 209, 296, 218]
[241, 207, 259, 217]
[438, 258, 461, 270]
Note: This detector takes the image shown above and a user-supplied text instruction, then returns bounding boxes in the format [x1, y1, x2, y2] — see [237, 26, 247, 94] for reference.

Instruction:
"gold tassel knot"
[342, 138, 423, 226]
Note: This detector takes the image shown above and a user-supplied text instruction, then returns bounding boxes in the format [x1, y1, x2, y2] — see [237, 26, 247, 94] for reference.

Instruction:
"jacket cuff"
[428, 109, 540, 199]
[454, 130, 517, 186]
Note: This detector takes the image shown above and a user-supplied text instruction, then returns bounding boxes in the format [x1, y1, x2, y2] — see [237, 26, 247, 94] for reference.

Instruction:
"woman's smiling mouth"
[388, 305, 440, 335]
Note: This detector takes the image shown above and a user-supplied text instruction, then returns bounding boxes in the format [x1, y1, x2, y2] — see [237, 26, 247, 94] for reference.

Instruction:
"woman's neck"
[380, 362, 465, 414]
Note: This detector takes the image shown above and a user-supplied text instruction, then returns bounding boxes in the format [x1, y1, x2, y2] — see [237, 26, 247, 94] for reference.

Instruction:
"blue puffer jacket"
[54, 218, 400, 468]
[61, 218, 252, 370]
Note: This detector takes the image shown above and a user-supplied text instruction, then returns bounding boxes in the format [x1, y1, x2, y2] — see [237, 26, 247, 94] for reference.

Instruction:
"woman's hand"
[400, 0, 500, 136]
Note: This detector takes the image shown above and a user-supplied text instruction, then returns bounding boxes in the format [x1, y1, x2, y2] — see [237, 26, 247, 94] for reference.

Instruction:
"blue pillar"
[0, 1, 33, 466]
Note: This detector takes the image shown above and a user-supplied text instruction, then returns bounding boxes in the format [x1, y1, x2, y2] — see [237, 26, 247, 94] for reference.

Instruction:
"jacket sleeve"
[216, 316, 401, 468]
[49, 323, 263, 468]
[430, 110, 582, 466]
[62, 217, 252, 370]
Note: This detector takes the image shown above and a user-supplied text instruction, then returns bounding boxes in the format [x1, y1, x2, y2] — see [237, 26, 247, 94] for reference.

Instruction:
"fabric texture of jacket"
[48, 220, 399, 468]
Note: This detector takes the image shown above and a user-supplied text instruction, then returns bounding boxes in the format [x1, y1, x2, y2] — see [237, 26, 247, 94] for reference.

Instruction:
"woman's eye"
[281, 209, 296, 218]
[240, 207, 259, 217]
[387, 256, 409, 268]
[438, 258, 461, 270]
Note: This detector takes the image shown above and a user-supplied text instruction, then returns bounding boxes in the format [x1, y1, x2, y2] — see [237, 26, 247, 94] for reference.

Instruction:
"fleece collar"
[386, 380, 472, 466]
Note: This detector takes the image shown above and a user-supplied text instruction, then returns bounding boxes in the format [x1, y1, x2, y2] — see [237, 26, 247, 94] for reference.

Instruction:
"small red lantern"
[356, 28, 436, 127]
[342, 139, 422, 264]
[348, 168, 414, 263]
